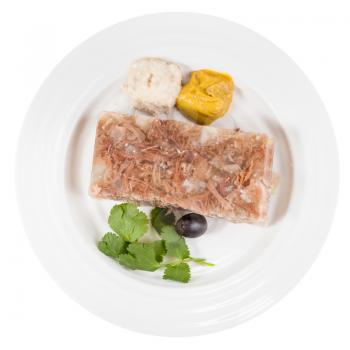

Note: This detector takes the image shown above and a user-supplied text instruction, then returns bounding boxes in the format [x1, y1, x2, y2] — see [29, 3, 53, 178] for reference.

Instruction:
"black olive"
[175, 213, 207, 238]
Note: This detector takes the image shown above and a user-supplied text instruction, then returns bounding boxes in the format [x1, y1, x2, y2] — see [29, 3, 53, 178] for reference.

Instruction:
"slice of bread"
[125, 57, 182, 115]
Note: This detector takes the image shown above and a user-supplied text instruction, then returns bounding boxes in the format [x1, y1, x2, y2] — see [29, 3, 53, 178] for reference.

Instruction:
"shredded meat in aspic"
[90, 112, 274, 224]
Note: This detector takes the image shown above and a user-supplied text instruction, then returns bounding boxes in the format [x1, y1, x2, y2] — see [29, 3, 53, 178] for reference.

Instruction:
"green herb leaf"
[98, 203, 213, 284]
[188, 257, 215, 267]
[160, 225, 190, 259]
[118, 241, 165, 271]
[163, 263, 190, 283]
[97, 232, 127, 258]
[152, 240, 166, 263]
[151, 207, 175, 234]
[108, 203, 149, 242]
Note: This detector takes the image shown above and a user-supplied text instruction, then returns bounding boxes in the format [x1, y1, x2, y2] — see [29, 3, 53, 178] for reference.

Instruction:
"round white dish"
[16, 13, 338, 336]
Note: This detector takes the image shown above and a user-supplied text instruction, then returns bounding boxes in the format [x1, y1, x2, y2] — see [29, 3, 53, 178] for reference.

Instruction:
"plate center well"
[64, 74, 293, 286]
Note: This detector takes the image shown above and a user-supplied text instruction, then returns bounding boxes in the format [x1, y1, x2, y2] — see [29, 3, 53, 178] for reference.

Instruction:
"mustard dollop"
[176, 69, 234, 125]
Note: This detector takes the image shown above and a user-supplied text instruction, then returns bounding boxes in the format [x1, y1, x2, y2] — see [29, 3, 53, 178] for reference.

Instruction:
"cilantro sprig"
[160, 225, 190, 260]
[97, 232, 127, 258]
[108, 203, 149, 242]
[163, 263, 191, 283]
[119, 241, 165, 271]
[97, 203, 214, 283]
[151, 207, 175, 234]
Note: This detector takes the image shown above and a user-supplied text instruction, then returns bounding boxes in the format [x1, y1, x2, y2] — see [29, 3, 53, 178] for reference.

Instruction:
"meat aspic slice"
[90, 112, 274, 224]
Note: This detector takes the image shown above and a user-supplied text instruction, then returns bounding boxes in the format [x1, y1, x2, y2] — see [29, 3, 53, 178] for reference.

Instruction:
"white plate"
[16, 13, 338, 336]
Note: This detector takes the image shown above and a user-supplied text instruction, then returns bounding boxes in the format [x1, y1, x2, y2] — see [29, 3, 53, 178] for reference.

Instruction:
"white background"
[1, 0, 349, 349]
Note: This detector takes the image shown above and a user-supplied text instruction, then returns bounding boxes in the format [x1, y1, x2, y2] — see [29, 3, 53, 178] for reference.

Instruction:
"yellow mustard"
[176, 69, 234, 125]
